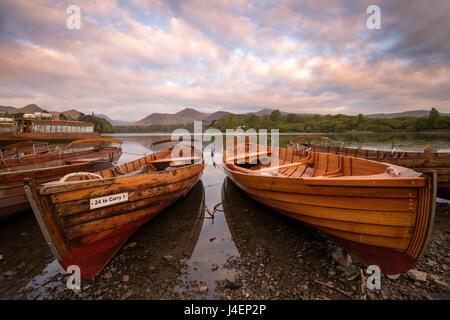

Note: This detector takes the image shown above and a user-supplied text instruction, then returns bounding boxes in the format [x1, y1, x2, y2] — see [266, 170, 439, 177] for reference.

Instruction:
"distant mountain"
[95, 114, 133, 126]
[133, 108, 291, 126]
[204, 111, 232, 121]
[0, 105, 16, 113]
[0, 104, 46, 115]
[19, 104, 45, 113]
[251, 108, 288, 116]
[134, 108, 209, 126]
[2, 104, 448, 126]
[366, 110, 450, 118]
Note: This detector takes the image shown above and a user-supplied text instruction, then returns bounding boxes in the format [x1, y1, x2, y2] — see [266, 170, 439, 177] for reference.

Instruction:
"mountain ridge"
[1, 104, 448, 125]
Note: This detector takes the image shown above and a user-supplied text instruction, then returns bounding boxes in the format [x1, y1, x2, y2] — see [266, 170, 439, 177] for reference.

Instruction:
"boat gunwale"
[38, 160, 205, 197]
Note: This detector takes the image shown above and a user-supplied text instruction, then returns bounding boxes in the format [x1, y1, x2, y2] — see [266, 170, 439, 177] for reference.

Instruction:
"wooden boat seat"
[120, 165, 152, 177]
[149, 156, 202, 164]
[226, 151, 271, 164]
[257, 161, 309, 173]
[66, 158, 103, 164]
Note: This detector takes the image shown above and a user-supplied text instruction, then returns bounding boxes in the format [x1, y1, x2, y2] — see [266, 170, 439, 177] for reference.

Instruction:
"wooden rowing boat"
[288, 136, 450, 199]
[24, 142, 204, 278]
[223, 142, 436, 274]
[0, 138, 122, 219]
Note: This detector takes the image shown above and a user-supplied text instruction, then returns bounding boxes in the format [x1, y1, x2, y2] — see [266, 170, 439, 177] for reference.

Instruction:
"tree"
[285, 113, 297, 123]
[334, 124, 346, 132]
[78, 114, 115, 133]
[260, 115, 273, 129]
[241, 113, 259, 129]
[429, 108, 440, 121]
[217, 113, 237, 131]
[270, 110, 282, 123]
[429, 108, 441, 129]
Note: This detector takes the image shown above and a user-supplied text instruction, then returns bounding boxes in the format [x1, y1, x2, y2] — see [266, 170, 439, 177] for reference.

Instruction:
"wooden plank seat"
[66, 158, 103, 164]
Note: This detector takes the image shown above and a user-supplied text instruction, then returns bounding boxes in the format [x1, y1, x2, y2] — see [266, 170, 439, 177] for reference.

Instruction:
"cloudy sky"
[0, 0, 449, 121]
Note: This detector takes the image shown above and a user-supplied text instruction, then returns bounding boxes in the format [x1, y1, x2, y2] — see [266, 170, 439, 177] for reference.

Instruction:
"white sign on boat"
[90, 192, 128, 209]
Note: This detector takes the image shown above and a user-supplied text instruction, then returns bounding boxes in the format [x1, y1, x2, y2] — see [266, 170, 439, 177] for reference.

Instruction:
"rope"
[60, 172, 103, 182]
[385, 166, 400, 176]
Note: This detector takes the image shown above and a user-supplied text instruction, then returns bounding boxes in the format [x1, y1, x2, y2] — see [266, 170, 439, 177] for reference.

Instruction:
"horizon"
[1, 1, 449, 121]
[1, 104, 447, 124]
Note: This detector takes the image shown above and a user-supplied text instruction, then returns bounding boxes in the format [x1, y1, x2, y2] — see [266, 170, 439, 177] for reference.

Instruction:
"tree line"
[3, 107, 448, 134]
[211, 108, 450, 133]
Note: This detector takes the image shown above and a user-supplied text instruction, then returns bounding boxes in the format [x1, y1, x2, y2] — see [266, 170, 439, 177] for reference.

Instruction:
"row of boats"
[1, 134, 448, 280]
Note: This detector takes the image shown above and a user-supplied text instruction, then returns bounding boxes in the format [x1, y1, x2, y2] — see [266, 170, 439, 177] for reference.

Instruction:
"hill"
[96, 114, 134, 126]
[18, 104, 45, 113]
[252, 108, 288, 116]
[0, 105, 16, 113]
[134, 108, 209, 126]
[203, 111, 232, 121]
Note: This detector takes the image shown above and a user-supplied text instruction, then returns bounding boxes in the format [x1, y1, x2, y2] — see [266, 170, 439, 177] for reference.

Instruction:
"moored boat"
[0, 138, 122, 218]
[24, 141, 204, 278]
[288, 136, 450, 199]
[223, 142, 436, 274]
[0, 114, 99, 145]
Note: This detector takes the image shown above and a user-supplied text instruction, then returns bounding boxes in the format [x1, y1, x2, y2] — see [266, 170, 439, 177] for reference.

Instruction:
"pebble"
[3, 270, 16, 277]
[0, 254, 3, 261]
[429, 274, 449, 288]
[331, 250, 352, 267]
[2, 199, 448, 301]
[128, 242, 137, 248]
[163, 255, 174, 262]
[406, 269, 427, 282]
[386, 274, 401, 280]
[223, 279, 242, 290]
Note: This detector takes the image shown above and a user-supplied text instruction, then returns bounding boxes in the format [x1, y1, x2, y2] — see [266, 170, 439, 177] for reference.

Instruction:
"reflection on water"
[221, 177, 317, 260]
[280, 132, 450, 153]
[107, 132, 450, 153]
[175, 155, 239, 299]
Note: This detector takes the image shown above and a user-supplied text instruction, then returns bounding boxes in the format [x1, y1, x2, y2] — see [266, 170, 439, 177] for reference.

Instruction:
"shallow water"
[0, 132, 449, 299]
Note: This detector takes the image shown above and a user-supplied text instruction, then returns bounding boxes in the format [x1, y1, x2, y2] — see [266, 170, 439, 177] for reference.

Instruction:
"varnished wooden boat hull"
[293, 143, 449, 199]
[24, 149, 204, 279]
[224, 145, 436, 274]
[0, 147, 121, 219]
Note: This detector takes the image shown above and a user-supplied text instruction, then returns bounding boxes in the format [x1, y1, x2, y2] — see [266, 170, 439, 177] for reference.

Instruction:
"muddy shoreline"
[0, 177, 448, 300]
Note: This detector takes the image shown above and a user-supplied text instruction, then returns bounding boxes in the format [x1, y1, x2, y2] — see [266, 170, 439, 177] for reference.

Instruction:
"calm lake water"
[0, 132, 448, 299]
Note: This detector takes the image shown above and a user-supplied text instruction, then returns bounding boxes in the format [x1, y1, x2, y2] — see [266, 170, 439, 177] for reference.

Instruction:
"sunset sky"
[0, 0, 449, 121]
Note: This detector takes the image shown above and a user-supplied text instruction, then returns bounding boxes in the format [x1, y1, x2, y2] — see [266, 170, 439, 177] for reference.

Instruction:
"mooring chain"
[205, 202, 224, 220]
